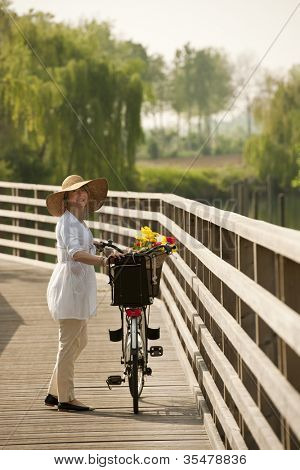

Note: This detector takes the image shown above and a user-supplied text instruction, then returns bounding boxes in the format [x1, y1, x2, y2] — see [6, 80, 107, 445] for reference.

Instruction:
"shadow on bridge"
[0, 260, 26, 355]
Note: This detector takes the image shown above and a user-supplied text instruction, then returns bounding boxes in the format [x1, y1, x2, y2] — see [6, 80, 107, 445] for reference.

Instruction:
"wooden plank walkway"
[0, 258, 212, 450]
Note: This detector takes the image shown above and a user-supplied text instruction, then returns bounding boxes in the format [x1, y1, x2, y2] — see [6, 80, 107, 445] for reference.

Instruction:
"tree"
[232, 52, 263, 137]
[0, 3, 144, 188]
[169, 49, 186, 151]
[244, 65, 300, 188]
[169, 44, 233, 154]
[193, 47, 233, 152]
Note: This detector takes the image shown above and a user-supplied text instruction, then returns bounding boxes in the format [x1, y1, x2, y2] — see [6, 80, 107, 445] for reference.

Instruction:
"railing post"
[34, 188, 39, 260]
[12, 186, 17, 257]
[14, 187, 20, 258]
[117, 196, 122, 244]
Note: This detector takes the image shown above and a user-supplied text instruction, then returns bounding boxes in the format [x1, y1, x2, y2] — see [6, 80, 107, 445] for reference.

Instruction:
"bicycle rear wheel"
[128, 320, 145, 392]
[128, 317, 139, 413]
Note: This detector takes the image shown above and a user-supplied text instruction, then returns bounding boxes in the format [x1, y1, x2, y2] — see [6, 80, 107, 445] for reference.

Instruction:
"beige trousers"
[47, 319, 88, 403]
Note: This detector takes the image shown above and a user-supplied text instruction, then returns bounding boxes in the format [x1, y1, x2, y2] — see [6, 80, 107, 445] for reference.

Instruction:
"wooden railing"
[1, 181, 300, 450]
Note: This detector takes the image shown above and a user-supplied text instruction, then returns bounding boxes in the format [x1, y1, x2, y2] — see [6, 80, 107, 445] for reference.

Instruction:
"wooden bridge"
[0, 181, 299, 450]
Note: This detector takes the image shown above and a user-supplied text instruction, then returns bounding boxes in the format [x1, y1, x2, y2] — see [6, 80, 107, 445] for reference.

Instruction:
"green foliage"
[291, 144, 300, 188]
[244, 65, 300, 188]
[193, 47, 233, 115]
[212, 133, 245, 155]
[0, 158, 12, 180]
[136, 165, 251, 201]
[3, 143, 51, 183]
[0, 2, 144, 188]
[169, 44, 233, 138]
[137, 128, 245, 160]
[4, 0, 296, 202]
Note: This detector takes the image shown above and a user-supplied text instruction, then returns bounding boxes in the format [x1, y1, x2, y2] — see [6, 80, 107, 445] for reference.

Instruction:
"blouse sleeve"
[60, 217, 88, 260]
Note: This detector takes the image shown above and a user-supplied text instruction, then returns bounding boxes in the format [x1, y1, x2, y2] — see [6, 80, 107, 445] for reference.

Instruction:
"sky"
[9, 0, 300, 74]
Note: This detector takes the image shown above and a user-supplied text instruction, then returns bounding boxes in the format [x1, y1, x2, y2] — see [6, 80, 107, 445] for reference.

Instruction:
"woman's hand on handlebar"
[95, 250, 124, 267]
[105, 249, 125, 264]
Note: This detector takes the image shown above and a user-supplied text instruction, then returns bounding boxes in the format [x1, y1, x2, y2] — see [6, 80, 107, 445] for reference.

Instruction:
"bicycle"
[93, 239, 176, 414]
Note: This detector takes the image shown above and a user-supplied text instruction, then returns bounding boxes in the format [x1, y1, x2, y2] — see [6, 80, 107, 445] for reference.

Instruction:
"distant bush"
[212, 134, 245, 155]
[138, 128, 246, 160]
[0, 159, 13, 180]
[136, 165, 253, 201]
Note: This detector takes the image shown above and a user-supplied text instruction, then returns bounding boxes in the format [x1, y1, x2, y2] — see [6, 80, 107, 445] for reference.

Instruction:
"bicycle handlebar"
[93, 239, 176, 256]
[93, 239, 124, 253]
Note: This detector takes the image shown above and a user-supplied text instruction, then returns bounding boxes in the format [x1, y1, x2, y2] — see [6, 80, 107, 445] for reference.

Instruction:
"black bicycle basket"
[108, 252, 165, 307]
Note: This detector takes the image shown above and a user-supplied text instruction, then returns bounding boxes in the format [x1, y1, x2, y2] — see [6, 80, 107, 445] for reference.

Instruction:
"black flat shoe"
[45, 393, 58, 407]
[58, 402, 95, 412]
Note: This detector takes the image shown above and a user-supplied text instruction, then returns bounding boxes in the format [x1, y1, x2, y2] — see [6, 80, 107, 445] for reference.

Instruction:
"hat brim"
[46, 178, 108, 217]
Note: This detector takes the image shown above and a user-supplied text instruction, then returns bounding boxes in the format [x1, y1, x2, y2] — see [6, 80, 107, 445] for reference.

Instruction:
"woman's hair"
[63, 191, 69, 208]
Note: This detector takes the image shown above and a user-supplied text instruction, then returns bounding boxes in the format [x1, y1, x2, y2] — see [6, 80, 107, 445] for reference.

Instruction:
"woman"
[44, 174, 124, 412]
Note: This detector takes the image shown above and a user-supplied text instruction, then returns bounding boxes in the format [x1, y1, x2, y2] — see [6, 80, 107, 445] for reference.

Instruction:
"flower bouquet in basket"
[131, 226, 177, 297]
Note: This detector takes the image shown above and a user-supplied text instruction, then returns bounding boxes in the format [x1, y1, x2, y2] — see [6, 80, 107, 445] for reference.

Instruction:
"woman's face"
[66, 186, 89, 210]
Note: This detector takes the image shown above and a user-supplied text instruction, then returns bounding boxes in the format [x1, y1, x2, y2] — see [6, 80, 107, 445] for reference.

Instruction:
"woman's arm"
[73, 249, 124, 266]
[73, 251, 107, 266]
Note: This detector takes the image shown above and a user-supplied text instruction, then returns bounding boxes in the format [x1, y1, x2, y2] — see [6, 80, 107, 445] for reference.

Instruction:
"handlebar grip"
[93, 239, 124, 254]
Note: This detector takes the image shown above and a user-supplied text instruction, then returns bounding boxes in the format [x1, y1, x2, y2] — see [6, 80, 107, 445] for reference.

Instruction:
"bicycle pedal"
[146, 367, 152, 376]
[149, 346, 163, 357]
[106, 375, 124, 390]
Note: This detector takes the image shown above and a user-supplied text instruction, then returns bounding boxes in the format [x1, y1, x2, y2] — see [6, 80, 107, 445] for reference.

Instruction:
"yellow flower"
[134, 226, 175, 252]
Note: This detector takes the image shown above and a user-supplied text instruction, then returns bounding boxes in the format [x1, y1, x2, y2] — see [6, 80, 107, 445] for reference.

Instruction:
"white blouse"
[47, 209, 98, 321]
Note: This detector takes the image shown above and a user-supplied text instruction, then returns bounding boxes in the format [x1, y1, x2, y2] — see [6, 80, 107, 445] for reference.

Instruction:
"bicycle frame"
[113, 307, 148, 379]
[124, 307, 148, 376]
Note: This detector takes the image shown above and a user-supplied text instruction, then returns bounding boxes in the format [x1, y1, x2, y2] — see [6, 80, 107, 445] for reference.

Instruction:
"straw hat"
[46, 174, 108, 217]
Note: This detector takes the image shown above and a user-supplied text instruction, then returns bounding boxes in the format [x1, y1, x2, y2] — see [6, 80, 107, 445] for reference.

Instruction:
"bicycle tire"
[128, 318, 145, 395]
[137, 333, 145, 398]
[132, 348, 139, 413]
[129, 317, 139, 414]
[138, 311, 147, 397]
